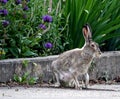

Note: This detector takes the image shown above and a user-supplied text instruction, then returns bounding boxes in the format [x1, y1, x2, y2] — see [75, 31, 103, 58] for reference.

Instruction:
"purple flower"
[0, 9, 8, 16]
[15, 0, 21, 5]
[42, 15, 52, 22]
[23, 5, 29, 11]
[1, 0, 8, 4]
[23, 14, 27, 19]
[44, 42, 53, 49]
[2, 20, 9, 27]
[38, 24, 46, 30]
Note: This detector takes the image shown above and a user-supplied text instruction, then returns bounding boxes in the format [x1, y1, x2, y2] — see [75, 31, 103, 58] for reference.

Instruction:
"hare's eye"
[91, 44, 95, 47]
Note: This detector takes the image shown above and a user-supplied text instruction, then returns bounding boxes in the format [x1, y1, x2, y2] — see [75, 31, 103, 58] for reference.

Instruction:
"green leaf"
[28, 77, 38, 85]
[23, 38, 32, 45]
[13, 74, 22, 83]
[18, 77, 22, 83]
[9, 47, 21, 58]
[22, 72, 30, 82]
[96, 33, 120, 43]
[22, 60, 29, 68]
[23, 50, 37, 57]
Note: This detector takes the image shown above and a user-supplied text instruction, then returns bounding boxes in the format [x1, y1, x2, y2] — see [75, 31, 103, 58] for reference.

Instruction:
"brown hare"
[51, 24, 101, 89]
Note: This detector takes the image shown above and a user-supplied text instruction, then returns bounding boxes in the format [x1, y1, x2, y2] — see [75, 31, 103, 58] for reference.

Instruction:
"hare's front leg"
[73, 76, 82, 90]
[84, 73, 89, 89]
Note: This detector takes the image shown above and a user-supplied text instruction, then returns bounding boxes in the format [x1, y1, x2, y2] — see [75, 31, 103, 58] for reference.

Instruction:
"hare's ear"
[82, 24, 92, 43]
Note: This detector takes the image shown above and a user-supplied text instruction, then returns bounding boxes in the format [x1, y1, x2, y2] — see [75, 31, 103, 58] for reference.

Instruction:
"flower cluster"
[0, 0, 58, 59]
[23, 5, 29, 11]
[42, 15, 52, 22]
[38, 24, 46, 30]
[0, 0, 30, 28]
[15, 0, 21, 5]
[0, 0, 9, 27]
[38, 15, 52, 30]
[2, 20, 9, 27]
[0, 0, 8, 4]
[38, 15, 53, 49]
[44, 42, 53, 49]
[15, 0, 29, 11]
[0, 9, 8, 16]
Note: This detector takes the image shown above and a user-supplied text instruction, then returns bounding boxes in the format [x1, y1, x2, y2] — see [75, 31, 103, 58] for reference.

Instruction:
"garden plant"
[0, 0, 120, 60]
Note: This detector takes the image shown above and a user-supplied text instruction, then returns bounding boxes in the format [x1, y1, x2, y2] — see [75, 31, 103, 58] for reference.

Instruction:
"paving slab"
[0, 84, 120, 99]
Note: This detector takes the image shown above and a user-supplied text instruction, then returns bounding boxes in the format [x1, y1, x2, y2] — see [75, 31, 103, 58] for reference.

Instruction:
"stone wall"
[0, 51, 120, 82]
[89, 51, 120, 80]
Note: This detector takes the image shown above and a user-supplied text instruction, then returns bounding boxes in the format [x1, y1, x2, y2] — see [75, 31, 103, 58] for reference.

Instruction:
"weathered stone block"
[89, 51, 120, 80]
[0, 51, 120, 83]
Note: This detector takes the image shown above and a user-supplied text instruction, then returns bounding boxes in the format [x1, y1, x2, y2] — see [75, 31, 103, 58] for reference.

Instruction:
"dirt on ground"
[0, 77, 120, 88]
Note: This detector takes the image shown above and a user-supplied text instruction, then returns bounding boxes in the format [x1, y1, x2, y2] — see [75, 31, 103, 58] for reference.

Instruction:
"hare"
[51, 24, 101, 89]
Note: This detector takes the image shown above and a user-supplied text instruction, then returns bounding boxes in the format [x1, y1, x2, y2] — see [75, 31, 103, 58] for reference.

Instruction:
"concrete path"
[0, 84, 120, 99]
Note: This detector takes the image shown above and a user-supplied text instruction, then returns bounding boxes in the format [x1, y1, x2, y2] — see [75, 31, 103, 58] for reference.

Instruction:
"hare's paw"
[75, 84, 82, 90]
[71, 79, 82, 90]
[53, 82, 60, 87]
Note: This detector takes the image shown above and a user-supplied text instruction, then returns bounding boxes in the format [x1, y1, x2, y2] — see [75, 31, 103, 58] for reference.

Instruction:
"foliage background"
[0, 0, 68, 59]
[62, 0, 120, 50]
[0, 0, 120, 59]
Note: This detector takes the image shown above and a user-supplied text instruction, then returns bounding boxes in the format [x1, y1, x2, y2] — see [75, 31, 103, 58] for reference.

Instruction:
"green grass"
[63, 0, 120, 49]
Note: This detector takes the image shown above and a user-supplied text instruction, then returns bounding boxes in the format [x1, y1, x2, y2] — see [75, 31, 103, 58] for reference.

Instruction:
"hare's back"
[59, 48, 81, 58]
[54, 48, 82, 69]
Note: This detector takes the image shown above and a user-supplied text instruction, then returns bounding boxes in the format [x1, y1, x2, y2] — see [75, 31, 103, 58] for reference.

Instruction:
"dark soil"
[0, 78, 120, 88]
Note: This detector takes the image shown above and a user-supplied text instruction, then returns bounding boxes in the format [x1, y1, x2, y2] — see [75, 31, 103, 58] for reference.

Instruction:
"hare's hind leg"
[53, 72, 60, 87]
